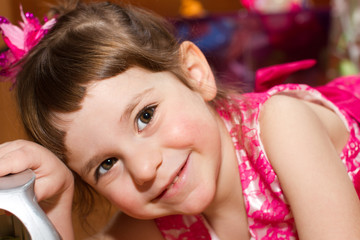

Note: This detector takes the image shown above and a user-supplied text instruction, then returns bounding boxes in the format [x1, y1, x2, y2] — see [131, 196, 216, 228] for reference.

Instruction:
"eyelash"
[95, 157, 118, 182]
[135, 105, 157, 132]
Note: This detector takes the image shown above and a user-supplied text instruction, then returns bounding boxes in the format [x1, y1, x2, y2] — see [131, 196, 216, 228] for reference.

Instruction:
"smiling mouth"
[153, 156, 189, 201]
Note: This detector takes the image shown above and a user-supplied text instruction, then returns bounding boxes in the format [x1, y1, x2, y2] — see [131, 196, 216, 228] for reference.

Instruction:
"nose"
[125, 146, 162, 185]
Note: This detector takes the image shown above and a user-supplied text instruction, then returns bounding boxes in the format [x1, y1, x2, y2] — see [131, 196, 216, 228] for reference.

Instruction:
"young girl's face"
[60, 66, 228, 219]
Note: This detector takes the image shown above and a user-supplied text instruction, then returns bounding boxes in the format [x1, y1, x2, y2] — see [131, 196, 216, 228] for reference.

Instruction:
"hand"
[0, 139, 75, 239]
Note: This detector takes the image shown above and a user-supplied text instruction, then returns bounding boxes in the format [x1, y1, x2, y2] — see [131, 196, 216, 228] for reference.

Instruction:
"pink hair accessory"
[0, 6, 56, 85]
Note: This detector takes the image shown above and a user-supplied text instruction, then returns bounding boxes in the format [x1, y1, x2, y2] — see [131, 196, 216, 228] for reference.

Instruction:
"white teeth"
[173, 176, 179, 184]
[167, 176, 179, 190]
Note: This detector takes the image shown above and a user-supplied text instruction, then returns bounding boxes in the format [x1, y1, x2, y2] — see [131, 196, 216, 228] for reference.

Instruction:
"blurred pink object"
[240, 0, 302, 13]
[255, 59, 316, 92]
[0, 6, 55, 85]
[240, 0, 255, 9]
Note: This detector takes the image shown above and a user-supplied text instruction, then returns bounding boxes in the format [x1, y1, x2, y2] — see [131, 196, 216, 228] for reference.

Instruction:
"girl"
[0, 1, 359, 239]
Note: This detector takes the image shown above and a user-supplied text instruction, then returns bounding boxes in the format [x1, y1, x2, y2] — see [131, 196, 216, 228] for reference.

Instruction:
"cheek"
[159, 115, 206, 146]
[159, 109, 220, 151]
[99, 183, 145, 215]
[93, 176, 135, 206]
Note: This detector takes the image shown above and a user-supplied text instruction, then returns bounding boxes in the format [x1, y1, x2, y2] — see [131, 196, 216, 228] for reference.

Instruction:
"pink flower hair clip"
[0, 6, 56, 85]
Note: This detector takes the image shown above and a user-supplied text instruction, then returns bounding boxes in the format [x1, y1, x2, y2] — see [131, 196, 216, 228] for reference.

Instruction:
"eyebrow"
[120, 88, 155, 122]
[80, 87, 155, 179]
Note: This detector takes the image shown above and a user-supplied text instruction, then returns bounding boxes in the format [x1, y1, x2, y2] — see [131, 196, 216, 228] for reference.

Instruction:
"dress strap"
[316, 75, 360, 124]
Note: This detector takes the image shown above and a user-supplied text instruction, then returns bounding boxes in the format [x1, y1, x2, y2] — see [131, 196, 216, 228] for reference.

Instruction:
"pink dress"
[155, 61, 360, 240]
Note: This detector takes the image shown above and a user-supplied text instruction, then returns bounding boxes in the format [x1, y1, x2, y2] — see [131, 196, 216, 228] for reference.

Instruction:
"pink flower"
[255, 154, 276, 184]
[0, 6, 56, 85]
[251, 198, 289, 222]
[265, 227, 294, 239]
[239, 162, 258, 190]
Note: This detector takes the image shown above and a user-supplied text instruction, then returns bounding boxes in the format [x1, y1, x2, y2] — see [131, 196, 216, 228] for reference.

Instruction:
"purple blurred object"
[173, 8, 331, 91]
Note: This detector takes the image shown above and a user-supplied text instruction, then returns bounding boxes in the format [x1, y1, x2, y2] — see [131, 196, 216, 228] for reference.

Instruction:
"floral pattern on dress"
[155, 215, 211, 240]
[155, 83, 360, 240]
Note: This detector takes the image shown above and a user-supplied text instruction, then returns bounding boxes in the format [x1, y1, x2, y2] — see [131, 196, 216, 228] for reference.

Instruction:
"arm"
[0, 140, 75, 239]
[259, 95, 360, 239]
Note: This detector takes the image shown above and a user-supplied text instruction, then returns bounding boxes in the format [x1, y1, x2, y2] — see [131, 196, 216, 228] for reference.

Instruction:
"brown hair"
[15, 0, 235, 221]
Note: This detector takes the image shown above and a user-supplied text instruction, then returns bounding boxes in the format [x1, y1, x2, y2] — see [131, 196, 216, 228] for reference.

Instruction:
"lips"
[152, 154, 189, 201]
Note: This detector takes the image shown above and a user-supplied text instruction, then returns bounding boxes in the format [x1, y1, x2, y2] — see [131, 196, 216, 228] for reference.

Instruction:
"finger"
[0, 153, 38, 177]
[0, 140, 74, 203]
[0, 141, 19, 157]
[0, 142, 43, 176]
[0, 140, 31, 158]
[0, 150, 68, 202]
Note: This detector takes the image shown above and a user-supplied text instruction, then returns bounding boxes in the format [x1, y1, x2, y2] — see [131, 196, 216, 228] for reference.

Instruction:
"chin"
[178, 185, 216, 215]
[124, 209, 158, 220]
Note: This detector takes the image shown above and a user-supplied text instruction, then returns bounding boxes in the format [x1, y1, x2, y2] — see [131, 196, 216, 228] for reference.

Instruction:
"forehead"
[56, 67, 170, 120]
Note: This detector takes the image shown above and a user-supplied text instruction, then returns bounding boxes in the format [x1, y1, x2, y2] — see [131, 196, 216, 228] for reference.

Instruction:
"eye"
[136, 106, 156, 132]
[95, 157, 118, 180]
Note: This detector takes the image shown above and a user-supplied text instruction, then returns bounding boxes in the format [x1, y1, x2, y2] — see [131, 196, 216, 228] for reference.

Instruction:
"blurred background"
[0, 0, 334, 142]
[2, 0, 360, 239]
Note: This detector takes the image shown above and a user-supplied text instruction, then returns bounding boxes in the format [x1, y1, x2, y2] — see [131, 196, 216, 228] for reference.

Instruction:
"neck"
[202, 114, 250, 240]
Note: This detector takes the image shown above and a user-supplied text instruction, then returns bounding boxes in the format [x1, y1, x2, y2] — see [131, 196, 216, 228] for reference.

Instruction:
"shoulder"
[259, 94, 322, 141]
[258, 93, 334, 171]
[258, 94, 360, 239]
[90, 212, 163, 240]
[260, 93, 311, 118]
[259, 93, 349, 156]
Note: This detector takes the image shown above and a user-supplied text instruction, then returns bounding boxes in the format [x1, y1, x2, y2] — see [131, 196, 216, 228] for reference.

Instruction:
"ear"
[180, 41, 217, 101]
